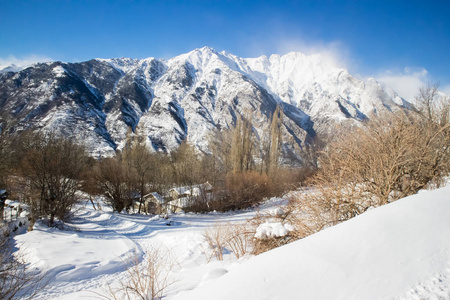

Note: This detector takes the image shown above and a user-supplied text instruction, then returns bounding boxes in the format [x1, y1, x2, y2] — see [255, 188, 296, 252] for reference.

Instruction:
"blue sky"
[1, 0, 449, 99]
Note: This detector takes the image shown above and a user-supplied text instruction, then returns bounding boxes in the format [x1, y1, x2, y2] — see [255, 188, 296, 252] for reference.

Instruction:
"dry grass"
[96, 247, 176, 300]
[204, 222, 254, 261]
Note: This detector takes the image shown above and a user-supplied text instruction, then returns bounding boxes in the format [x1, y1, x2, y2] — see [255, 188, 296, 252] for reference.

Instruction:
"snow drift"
[173, 186, 450, 300]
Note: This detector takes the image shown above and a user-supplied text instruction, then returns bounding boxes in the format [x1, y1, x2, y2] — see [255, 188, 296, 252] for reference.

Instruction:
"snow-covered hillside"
[0, 47, 410, 157]
[11, 185, 450, 299]
[174, 186, 450, 300]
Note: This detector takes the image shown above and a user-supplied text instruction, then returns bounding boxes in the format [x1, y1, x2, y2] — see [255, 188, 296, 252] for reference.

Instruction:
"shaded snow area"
[12, 186, 450, 299]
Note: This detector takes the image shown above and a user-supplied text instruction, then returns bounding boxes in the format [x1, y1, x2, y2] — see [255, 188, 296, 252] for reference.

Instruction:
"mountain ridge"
[0, 47, 410, 160]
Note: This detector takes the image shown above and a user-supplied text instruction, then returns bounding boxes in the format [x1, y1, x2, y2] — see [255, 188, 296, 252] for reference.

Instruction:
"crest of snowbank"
[173, 186, 450, 300]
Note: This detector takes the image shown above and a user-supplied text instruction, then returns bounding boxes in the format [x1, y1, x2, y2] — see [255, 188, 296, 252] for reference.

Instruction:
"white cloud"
[274, 38, 353, 70]
[243, 32, 354, 71]
[0, 54, 53, 70]
[376, 67, 430, 102]
[441, 84, 450, 97]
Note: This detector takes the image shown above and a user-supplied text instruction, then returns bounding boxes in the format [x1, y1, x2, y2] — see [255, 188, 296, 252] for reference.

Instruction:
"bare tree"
[0, 116, 14, 189]
[122, 128, 156, 213]
[91, 156, 136, 212]
[21, 133, 88, 227]
[230, 115, 256, 174]
[262, 105, 283, 175]
[170, 141, 204, 186]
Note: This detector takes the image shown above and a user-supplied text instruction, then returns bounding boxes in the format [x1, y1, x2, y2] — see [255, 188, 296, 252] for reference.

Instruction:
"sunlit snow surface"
[14, 199, 280, 299]
[174, 186, 450, 300]
[13, 187, 450, 299]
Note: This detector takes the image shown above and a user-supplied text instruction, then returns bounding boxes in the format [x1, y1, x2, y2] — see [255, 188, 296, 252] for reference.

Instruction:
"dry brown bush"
[251, 236, 294, 255]
[204, 223, 227, 261]
[247, 207, 298, 255]
[96, 247, 175, 300]
[225, 223, 253, 259]
[224, 171, 271, 210]
[204, 222, 253, 261]
[286, 84, 450, 232]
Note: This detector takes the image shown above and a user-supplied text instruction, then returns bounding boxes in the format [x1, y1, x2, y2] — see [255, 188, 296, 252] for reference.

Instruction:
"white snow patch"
[52, 65, 66, 77]
[254, 222, 294, 239]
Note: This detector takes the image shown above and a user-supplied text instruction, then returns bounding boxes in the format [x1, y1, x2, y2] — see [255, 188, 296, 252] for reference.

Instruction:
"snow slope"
[173, 186, 450, 300]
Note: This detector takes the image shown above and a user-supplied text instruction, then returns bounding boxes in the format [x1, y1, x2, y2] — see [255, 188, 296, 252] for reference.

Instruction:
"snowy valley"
[1, 47, 449, 300]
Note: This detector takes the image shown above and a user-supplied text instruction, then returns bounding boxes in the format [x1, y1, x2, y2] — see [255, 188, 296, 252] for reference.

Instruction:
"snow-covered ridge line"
[0, 47, 410, 156]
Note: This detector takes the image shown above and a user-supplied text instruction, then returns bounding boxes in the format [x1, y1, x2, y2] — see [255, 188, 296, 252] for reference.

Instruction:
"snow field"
[14, 201, 261, 299]
[11, 186, 450, 299]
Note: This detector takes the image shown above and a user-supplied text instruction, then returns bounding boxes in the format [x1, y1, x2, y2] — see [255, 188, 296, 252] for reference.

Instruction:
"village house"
[133, 182, 214, 214]
[166, 182, 213, 213]
[138, 192, 165, 214]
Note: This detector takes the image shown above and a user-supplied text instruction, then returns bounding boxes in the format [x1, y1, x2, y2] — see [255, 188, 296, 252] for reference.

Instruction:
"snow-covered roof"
[143, 192, 165, 204]
[169, 182, 212, 196]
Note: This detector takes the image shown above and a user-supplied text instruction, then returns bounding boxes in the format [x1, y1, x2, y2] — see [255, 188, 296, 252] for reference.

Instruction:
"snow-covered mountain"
[0, 64, 23, 74]
[0, 47, 409, 157]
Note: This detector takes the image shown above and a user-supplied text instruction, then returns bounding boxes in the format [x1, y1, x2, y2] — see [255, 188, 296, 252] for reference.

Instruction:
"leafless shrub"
[284, 84, 450, 237]
[248, 208, 297, 255]
[96, 247, 176, 300]
[225, 223, 253, 259]
[204, 223, 227, 261]
[224, 171, 271, 210]
[204, 222, 253, 261]
[252, 235, 294, 255]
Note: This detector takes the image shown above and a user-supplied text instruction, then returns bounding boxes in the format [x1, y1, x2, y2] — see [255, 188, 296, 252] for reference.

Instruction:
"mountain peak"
[198, 46, 217, 53]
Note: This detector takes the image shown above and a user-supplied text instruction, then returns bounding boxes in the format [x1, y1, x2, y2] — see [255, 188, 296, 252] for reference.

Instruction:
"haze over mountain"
[0, 47, 410, 158]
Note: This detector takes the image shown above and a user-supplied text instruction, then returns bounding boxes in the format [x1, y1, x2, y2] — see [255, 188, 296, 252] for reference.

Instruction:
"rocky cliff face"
[0, 47, 409, 159]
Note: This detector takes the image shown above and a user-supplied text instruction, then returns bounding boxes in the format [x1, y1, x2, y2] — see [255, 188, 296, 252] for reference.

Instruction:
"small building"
[166, 197, 191, 213]
[142, 192, 165, 214]
[168, 182, 213, 200]
[166, 182, 213, 213]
